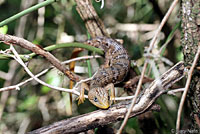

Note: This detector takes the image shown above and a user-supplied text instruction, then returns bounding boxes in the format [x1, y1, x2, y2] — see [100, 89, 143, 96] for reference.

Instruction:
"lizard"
[78, 36, 130, 109]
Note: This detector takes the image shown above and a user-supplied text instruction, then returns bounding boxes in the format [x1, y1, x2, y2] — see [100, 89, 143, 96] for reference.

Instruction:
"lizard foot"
[105, 83, 115, 104]
[77, 94, 85, 105]
[77, 82, 89, 105]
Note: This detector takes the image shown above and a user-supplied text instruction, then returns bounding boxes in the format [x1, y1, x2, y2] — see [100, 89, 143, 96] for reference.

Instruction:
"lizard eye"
[94, 97, 98, 102]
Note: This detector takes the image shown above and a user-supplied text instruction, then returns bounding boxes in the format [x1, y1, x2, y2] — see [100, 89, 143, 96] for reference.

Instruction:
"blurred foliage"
[0, 0, 185, 133]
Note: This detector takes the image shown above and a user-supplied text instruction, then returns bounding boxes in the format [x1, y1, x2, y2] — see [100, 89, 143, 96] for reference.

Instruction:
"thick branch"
[29, 61, 185, 134]
[28, 102, 160, 134]
[181, 0, 200, 129]
[75, 0, 110, 38]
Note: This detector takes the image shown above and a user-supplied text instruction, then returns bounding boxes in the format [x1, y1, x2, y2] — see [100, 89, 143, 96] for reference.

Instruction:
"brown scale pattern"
[85, 37, 130, 88]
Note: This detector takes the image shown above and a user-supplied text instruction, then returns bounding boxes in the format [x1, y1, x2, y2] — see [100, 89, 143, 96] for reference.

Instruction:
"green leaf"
[0, 25, 8, 34]
[18, 96, 38, 111]
[41, 69, 63, 94]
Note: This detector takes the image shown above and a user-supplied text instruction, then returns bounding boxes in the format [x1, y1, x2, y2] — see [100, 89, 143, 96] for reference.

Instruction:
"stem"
[87, 59, 92, 77]
[176, 45, 200, 131]
[0, 0, 58, 27]
[159, 21, 181, 56]
[44, 43, 103, 55]
[0, 42, 104, 61]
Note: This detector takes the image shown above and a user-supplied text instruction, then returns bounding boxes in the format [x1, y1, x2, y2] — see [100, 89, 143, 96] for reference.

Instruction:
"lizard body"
[78, 37, 130, 109]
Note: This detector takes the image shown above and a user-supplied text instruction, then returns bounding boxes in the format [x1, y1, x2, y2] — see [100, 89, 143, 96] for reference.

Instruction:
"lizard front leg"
[77, 82, 89, 105]
[105, 83, 115, 105]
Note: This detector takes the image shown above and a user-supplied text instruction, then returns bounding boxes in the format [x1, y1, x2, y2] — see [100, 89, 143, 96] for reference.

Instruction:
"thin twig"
[167, 88, 185, 95]
[1, 53, 184, 102]
[0, 54, 99, 90]
[29, 61, 185, 134]
[9, 45, 83, 96]
[147, 0, 179, 53]
[0, 67, 49, 92]
[107, 87, 185, 101]
[176, 44, 200, 131]
[0, 71, 12, 80]
[0, 55, 101, 92]
[0, 61, 18, 121]
[0, 33, 81, 82]
[117, 62, 148, 134]
[0, 52, 137, 101]
[144, 53, 173, 66]
[0, 43, 103, 61]
[117, 0, 179, 133]
[62, 55, 101, 64]
[0, 52, 134, 101]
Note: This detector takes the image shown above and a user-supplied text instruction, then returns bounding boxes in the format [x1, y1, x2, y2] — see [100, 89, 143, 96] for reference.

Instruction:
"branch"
[117, 0, 179, 132]
[0, 55, 101, 92]
[28, 102, 160, 134]
[75, 0, 109, 38]
[0, 33, 81, 82]
[176, 44, 200, 131]
[29, 61, 185, 134]
[0, 50, 140, 102]
[7, 45, 82, 97]
[0, 42, 103, 61]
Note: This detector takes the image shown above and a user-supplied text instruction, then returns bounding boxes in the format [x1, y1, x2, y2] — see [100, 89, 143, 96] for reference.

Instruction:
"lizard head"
[88, 87, 110, 109]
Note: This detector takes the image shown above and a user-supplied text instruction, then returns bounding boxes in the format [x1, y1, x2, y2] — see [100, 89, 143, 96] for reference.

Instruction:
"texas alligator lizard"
[78, 37, 130, 109]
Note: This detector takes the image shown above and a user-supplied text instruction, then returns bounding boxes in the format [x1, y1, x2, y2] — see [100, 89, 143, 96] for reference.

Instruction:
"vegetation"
[1, 0, 198, 133]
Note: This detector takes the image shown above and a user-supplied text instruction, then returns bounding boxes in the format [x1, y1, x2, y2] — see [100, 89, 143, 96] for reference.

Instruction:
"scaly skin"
[78, 37, 130, 109]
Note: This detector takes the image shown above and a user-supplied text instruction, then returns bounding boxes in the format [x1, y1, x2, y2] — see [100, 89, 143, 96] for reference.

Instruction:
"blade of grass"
[159, 21, 181, 56]
[87, 59, 92, 77]
[0, 0, 59, 27]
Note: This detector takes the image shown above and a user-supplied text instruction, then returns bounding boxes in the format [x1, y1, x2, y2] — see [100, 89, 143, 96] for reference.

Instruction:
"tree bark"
[75, 0, 110, 38]
[181, 0, 200, 129]
[28, 62, 184, 133]
[28, 102, 159, 134]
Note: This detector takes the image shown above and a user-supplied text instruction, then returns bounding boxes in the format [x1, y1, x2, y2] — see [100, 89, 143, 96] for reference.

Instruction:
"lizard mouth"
[88, 97, 110, 109]
[90, 99, 110, 109]
[99, 103, 110, 109]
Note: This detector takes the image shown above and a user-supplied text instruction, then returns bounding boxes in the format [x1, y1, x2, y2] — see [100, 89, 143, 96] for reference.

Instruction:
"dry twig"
[0, 33, 81, 82]
[75, 0, 109, 38]
[0, 55, 100, 92]
[0, 50, 137, 101]
[7, 45, 83, 97]
[176, 44, 200, 131]
[29, 61, 184, 133]
[117, 0, 179, 133]
[28, 102, 160, 134]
